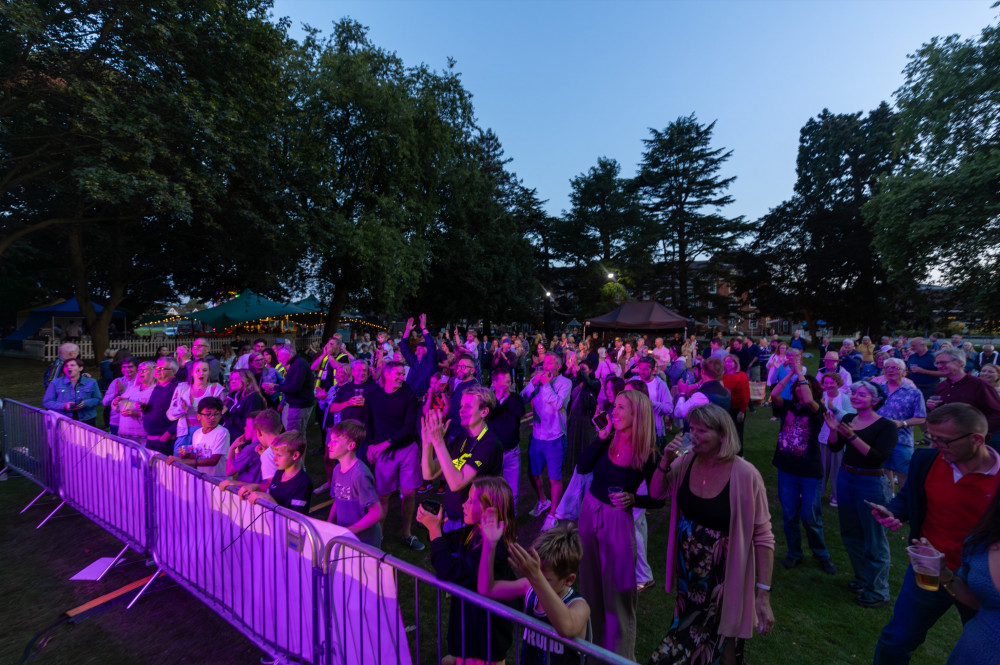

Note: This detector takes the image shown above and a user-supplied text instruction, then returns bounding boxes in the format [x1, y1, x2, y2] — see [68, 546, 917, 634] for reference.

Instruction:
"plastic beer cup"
[907, 544, 944, 591]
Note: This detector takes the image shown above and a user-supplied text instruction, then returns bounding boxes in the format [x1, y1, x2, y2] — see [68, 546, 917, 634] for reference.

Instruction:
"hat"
[880, 345, 894, 354]
[274, 337, 292, 346]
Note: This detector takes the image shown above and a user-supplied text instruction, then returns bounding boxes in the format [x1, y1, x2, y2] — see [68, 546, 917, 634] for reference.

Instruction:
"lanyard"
[459, 425, 489, 458]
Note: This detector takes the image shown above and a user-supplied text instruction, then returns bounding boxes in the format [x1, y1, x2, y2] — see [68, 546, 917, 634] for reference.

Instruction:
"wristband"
[756, 582, 771, 591]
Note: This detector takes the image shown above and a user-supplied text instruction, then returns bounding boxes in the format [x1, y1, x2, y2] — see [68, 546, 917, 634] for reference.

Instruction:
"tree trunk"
[66, 227, 125, 365]
[323, 285, 350, 341]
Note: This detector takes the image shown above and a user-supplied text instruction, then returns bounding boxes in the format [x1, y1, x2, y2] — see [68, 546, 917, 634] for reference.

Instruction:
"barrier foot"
[36, 500, 66, 529]
[126, 568, 162, 610]
[96, 545, 130, 582]
[20, 488, 48, 514]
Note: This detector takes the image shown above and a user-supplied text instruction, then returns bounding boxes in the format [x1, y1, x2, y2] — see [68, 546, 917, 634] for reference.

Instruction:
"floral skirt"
[649, 515, 743, 665]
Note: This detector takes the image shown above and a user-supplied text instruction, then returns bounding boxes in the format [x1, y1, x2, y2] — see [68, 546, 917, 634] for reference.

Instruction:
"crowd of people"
[38, 325, 1000, 664]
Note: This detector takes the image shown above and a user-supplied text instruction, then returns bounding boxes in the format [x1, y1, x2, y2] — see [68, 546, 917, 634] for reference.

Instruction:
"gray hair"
[935, 348, 966, 366]
[883, 357, 906, 371]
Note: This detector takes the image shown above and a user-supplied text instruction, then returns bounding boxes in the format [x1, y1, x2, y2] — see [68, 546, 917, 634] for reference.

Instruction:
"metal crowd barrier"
[2, 398, 636, 665]
[324, 537, 637, 665]
[47, 415, 153, 577]
[150, 457, 325, 664]
[0, 399, 58, 515]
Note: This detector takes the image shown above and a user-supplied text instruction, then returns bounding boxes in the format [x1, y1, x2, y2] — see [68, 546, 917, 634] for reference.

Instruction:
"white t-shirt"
[260, 446, 277, 481]
[192, 426, 230, 477]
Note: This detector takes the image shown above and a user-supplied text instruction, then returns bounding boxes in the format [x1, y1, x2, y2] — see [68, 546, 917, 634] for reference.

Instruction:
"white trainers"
[540, 513, 558, 532]
[528, 499, 551, 517]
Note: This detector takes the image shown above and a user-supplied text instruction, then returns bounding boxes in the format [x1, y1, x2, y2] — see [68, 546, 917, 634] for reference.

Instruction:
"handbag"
[749, 381, 766, 404]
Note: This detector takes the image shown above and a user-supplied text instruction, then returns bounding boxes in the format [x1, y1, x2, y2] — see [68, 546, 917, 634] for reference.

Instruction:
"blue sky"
[270, 0, 997, 223]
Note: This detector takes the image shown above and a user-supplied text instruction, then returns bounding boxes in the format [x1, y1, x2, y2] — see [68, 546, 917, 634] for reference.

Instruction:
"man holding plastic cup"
[870, 403, 1000, 664]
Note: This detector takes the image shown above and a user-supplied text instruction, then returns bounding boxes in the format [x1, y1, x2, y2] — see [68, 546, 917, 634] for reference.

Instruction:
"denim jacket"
[43, 376, 103, 421]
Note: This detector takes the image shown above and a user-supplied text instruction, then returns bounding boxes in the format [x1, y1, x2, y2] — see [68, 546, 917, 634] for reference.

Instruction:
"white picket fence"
[28, 333, 319, 362]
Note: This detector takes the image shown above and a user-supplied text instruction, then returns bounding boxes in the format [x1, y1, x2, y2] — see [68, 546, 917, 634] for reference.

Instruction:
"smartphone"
[420, 499, 442, 515]
[863, 499, 892, 516]
[592, 412, 609, 430]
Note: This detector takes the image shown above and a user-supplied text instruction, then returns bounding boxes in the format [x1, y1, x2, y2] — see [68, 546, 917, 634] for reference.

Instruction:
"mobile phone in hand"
[864, 499, 892, 516]
[420, 499, 442, 514]
[593, 412, 609, 430]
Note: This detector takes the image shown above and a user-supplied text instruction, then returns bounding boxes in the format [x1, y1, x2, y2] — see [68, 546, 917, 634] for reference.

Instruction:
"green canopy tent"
[187, 290, 312, 331]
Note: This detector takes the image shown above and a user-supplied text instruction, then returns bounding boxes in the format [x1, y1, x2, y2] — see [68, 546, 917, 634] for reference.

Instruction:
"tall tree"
[0, 0, 295, 360]
[633, 114, 748, 313]
[735, 105, 902, 337]
[287, 20, 497, 334]
[562, 157, 643, 266]
[866, 18, 1000, 322]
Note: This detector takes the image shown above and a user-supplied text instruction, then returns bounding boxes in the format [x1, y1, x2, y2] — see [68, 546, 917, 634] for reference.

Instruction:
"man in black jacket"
[400, 313, 437, 397]
[265, 341, 315, 442]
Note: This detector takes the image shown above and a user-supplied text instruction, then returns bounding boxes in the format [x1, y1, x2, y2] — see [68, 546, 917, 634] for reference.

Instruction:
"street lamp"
[545, 291, 551, 297]
[607, 272, 614, 279]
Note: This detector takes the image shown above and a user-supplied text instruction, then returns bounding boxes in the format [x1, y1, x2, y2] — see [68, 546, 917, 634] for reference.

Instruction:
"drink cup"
[907, 545, 944, 591]
[608, 485, 623, 504]
[677, 435, 694, 456]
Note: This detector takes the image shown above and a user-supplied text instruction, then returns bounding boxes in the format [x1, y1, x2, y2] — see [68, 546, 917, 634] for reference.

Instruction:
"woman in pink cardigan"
[649, 403, 775, 664]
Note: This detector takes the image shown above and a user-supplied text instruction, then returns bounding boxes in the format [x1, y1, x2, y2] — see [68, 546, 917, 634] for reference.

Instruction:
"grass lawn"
[0, 355, 963, 663]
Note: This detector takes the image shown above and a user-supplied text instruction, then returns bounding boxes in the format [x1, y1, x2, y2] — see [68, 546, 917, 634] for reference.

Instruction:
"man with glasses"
[446, 354, 478, 438]
[184, 338, 222, 383]
[872, 403, 1000, 664]
[143, 358, 180, 455]
[928, 348, 1000, 447]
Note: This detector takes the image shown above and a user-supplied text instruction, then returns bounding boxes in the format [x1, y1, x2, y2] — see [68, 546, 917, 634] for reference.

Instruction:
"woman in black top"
[221, 369, 264, 442]
[576, 390, 662, 660]
[825, 380, 897, 608]
[770, 359, 836, 574]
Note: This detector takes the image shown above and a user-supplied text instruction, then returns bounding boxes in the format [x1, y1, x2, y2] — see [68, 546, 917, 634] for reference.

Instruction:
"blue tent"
[3, 298, 127, 350]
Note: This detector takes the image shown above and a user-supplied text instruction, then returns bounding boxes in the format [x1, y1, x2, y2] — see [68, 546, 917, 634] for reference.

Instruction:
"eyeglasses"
[457, 365, 475, 371]
[924, 432, 973, 448]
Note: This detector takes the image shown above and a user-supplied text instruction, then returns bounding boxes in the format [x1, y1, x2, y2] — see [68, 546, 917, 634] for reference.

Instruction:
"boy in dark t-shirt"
[239, 430, 312, 515]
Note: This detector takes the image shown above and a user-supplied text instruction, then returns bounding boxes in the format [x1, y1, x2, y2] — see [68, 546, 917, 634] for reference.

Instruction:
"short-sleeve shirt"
[772, 401, 825, 478]
[267, 468, 313, 514]
[907, 350, 939, 390]
[191, 426, 230, 477]
[876, 384, 927, 449]
[442, 428, 503, 520]
[331, 460, 382, 547]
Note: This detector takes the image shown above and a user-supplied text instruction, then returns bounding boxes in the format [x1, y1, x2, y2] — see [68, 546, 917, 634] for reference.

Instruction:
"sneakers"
[779, 556, 800, 569]
[313, 481, 330, 495]
[854, 596, 890, 609]
[819, 559, 837, 575]
[416, 481, 435, 494]
[401, 535, 425, 551]
[436, 485, 446, 496]
[829, 497, 838, 507]
[528, 499, 551, 518]
[540, 513, 558, 532]
[636, 580, 655, 593]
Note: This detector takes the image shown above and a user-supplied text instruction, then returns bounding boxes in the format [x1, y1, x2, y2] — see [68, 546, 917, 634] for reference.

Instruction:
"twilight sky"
[271, 0, 997, 223]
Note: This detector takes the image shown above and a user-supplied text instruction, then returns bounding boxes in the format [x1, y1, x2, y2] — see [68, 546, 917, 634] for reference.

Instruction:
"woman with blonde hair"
[650, 403, 775, 664]
[576, 390, 663, 659]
